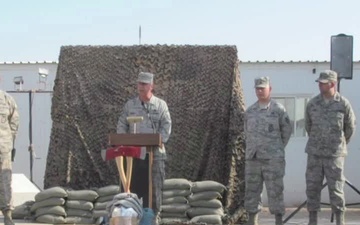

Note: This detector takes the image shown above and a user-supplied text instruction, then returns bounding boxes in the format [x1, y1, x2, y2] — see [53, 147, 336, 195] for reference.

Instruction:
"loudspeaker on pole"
[330, 34, 353, 80]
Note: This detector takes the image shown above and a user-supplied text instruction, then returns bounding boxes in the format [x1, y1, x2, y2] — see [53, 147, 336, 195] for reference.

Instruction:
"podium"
[108, 133, 162, 208]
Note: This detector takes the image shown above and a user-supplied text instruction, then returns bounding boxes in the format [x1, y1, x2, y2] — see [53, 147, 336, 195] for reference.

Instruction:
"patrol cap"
[137, 72, 154, 84]
[254, 76, 270, 88]
[316, 70, 338, 83]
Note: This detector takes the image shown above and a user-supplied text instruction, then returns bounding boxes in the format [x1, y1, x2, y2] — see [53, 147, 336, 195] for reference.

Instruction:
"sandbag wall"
[30, 187, 67, 224]
[161, 179, 226, 225]
[15, 185, 120, 224]
[15, 180, 228, 224]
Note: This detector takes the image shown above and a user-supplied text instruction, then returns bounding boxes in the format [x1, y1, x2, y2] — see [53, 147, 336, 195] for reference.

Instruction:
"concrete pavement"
[259, 207, 360, 225]
[2, 207, 360, 224]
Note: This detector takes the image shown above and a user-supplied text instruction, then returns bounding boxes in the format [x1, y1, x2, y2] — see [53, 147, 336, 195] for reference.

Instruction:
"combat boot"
[308, 211, 317, 225]
[245, 212, 259, 225]
[3, 210, 14, 225]
[335, 211, 345, 225]
[275, 214, 283, 225]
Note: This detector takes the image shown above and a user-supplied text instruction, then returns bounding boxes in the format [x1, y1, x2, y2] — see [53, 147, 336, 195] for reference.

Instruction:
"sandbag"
[96, 185, 120, 196]
[36, 214, 65, 224]
[12, 201, 34, 219]
[67, 189, 99, 201]
[163, 178, 192, 190]
[187, 191, 222, 202]
[189, 199, 223, 208]
[94, 201, 108, 210]
[93, 209, 108, 218]
[187, 207, 224, 218]
[191, 181, 226, 194]
[34, 187, 67, 202]
[162, 196, 188, 205]
[190, 215, 222, 224]
[162, 190, 191, 199]
[97, 194, 115, 203]
[160, 204, 190, 213]
[35, 206, 66, 218]
[66, 208, 93, 218]
[160, 212, 188, 218]
[31, 198, 65, 212]
[65, 216, 95, 224]
[160, 218, 189, 224]
[65, 200, 94, 210]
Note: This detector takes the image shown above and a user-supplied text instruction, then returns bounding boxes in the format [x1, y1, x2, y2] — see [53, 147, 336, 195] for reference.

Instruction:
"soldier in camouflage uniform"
[117, 72, 172, 225]
[244, 77, 292, 225]
[305, 70, 356, 225]
[0, 90, 19, 225]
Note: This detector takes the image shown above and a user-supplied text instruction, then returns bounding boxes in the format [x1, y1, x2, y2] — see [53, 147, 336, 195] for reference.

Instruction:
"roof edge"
[0, 61, 57, 65]
[239, 60, 360, 63]
[1, 60, 360, 64]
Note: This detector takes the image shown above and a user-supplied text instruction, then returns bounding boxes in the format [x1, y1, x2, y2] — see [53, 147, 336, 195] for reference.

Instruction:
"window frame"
[272, 94, 313, 138]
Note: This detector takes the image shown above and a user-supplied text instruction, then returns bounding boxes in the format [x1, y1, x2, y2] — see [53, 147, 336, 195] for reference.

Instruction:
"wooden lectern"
[108, 133, 162, 208]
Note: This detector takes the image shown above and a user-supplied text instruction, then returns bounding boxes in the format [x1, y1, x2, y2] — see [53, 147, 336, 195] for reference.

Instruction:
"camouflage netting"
[44, 45, 247, 223]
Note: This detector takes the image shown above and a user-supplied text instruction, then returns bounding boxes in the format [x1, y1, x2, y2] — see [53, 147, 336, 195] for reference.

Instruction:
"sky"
[0, 0, 359, 62]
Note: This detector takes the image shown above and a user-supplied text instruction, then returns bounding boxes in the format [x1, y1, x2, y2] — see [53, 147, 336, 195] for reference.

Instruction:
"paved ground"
[259, 207, 360, 225]
[0, 218, 96, 225]
[2, 207, 360, 224]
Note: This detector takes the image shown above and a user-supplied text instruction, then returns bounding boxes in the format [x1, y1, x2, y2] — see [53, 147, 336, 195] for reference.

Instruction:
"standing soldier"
[305, 70, 356, 225]
[244, 76, 292, 225]
[0, 90, 19, 225]
[117, 72, 172, 225]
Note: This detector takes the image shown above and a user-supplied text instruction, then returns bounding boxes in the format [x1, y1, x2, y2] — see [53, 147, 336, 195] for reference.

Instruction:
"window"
[272, 95, 312, 137]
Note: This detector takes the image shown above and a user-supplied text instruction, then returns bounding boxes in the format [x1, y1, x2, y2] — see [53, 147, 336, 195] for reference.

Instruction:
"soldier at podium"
[117, 72, 172, 224]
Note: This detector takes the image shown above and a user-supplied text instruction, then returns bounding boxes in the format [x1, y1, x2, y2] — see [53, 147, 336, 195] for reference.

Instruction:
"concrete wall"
[240, 61, 360, 207]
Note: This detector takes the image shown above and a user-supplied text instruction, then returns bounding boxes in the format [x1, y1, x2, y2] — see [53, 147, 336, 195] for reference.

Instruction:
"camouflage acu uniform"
[305, 91, 356, 212]
[0, 90, 19, 212]
[117, 95, 172, 214]
[244, 98, 292, 215]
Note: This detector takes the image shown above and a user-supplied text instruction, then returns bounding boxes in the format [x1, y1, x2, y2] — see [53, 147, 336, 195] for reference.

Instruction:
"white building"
[1, 60, 359, 208]
[0, 61, 57, 190]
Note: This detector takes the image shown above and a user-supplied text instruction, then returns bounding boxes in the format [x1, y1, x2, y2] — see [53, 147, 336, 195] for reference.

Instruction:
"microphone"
[141, 102, 156, 133]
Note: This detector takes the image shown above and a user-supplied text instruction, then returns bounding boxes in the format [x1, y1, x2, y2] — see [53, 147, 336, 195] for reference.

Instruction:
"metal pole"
[7, 89, 52, 185]
[29, 91, 33, 182]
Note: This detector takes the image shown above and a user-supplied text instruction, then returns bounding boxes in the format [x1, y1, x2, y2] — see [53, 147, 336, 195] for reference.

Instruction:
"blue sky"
[1, 0, 359, 61]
